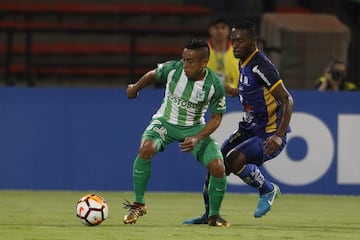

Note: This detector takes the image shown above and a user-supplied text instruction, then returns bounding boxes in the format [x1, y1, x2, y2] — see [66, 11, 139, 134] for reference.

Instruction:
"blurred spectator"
[315, 59, 357, 91]
[207, 16, 239, 88]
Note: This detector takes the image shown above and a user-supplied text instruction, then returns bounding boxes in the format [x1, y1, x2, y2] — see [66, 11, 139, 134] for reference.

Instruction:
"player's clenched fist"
[127, 84, 139, 99]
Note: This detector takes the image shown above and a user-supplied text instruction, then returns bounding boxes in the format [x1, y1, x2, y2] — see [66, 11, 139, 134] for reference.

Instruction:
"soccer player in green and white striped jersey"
[123, 39, 229, 227]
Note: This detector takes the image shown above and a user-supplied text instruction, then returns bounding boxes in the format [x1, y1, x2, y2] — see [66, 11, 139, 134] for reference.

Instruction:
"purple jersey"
[238, 49, 289, 136]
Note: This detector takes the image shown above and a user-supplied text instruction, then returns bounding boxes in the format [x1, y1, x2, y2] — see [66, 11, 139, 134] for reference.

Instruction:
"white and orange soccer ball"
[76, 193, 109, 226]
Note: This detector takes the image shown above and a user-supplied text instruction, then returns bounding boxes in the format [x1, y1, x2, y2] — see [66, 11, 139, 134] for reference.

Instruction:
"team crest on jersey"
[195, 90, 205, 101]
[240, 75, 250, 86]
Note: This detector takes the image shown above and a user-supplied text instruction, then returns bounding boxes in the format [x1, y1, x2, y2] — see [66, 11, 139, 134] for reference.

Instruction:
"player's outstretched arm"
[271, 81, 294, 138]
[127, 69, 157, 99]
[264, 81, 294, 155]
[224, 83, 239, 97]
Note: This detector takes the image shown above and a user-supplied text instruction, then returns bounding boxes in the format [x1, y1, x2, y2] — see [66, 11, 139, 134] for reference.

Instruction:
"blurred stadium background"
[0, 0, 359, 88]
[0, 0, 359, 196]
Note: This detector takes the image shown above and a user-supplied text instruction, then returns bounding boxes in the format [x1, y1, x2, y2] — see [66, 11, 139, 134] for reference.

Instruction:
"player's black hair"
[185, 39, 210, 59]
[233, 20, 257, 38]
[209, 15, 230, 27]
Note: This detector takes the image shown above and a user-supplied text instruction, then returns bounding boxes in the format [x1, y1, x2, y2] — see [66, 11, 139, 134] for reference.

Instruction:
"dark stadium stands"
[0, 2, 213, 86]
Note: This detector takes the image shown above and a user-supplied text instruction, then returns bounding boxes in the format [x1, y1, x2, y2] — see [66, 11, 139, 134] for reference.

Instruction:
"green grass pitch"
[0, 191, 359, 240]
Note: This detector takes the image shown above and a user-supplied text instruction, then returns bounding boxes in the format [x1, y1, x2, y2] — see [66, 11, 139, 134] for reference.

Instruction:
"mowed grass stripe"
[0, 191, 359, 240]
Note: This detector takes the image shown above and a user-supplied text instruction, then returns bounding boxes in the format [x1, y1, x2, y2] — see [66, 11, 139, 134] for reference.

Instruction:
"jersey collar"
[241, 48, 259, 68]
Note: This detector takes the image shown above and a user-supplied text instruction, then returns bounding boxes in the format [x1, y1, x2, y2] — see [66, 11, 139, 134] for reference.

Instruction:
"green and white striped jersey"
[153, 60, 226, 126]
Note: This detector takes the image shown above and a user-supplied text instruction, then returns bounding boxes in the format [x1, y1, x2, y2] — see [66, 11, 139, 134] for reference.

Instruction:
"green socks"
[132, 156, 226, 216]
[133, 156, 152, 204]
[208, 176, 227, 217]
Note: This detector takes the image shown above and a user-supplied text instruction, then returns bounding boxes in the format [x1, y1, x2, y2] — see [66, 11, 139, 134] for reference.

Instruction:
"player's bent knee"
[225, 149, 243, 175]
[138, 140, 158, 159]
[207, 159, 225, 178]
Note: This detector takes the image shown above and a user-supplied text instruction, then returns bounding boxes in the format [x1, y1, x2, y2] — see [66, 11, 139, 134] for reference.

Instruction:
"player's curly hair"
[233, 20, 257, 39]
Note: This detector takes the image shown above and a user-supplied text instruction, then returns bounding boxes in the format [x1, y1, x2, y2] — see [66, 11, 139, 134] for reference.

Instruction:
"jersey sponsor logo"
[167, 93, 201, 109]
[243, 104, 254, 123]
[252, 65, 271, 86]
[217, 96, 226, 111]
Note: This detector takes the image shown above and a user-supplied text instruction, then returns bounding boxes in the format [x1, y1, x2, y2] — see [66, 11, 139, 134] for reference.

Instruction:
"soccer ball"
[76, 193, 109, 226]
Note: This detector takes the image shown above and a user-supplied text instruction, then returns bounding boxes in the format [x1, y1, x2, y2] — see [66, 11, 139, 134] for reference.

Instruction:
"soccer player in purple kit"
[183, 20, 294, 224]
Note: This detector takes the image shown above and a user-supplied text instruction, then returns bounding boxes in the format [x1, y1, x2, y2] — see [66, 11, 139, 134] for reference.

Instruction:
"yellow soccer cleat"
[123, 200, 147, 224]
[207, 214, 230, 227]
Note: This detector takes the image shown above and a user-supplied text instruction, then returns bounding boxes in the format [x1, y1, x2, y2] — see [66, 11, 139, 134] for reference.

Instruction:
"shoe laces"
[123, 200, 145, 216]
